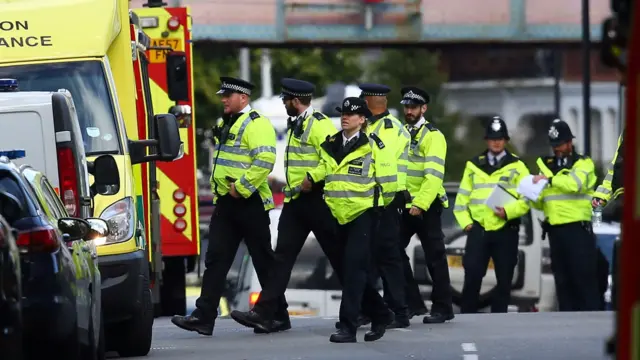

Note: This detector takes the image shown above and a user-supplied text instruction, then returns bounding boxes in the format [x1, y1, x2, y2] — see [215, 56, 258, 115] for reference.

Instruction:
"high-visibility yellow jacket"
[365, 111, 411, 206]
[319, 130, 397, 225]
[453, 151, 531, 231]
[531, 152, 596, 225]
[593, 132, 623, 201]
[404, 121, 448, 211]
[283, 109, 337, 202]
[210, 110, 277, 210]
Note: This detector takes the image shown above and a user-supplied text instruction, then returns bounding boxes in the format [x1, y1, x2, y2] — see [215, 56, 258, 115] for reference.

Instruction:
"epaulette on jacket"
[384, 118, 393, 129]
[425, 122, 437, 131]
[369, 133, 385, 149]
[312, 112, 325, 120]
[249, 111, 260, 120]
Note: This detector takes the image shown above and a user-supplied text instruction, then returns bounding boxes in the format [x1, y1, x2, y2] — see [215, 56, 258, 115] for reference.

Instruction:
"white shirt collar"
[412, 117, 426, 128]
[298, 106, 314, 120]
[342, 131, 359, 145]
[240, 104, 252, 114]
[488, 150, 506, 164]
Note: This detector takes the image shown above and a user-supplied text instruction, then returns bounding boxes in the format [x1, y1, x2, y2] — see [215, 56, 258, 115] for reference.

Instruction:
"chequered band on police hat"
[402, 91, 426, 103]
[361, 91, 387, 96]
[219, 82, 251, 95]
[281, 89, 313, 97]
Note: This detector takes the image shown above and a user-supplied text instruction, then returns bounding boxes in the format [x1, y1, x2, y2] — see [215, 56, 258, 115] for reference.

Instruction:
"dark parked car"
[0, 157, 109, 359]
[0, 197, 22, 360]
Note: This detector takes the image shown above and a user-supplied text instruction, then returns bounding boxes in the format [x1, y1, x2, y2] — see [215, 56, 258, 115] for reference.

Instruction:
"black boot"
[171, 315, 214, 336]
[335, 315, 370, 329]
[423, 312, 455, 324]
[254, 316, 292, 334]
[364, 323, 386, 342]
[230, 310, 272, 333]
[330, 328, 357, 343]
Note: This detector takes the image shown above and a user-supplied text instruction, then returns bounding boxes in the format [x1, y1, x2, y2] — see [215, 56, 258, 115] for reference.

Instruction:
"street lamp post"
[582, 0, 591, 156]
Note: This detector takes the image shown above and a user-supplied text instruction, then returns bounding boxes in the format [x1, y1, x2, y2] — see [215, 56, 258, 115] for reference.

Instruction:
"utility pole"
[581, 0, 591, 155]
[239, 48, 250, 82]
[553, 49, 562, 118]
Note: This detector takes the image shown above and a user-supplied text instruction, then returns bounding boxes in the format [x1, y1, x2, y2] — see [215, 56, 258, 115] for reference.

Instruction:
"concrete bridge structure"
[130, 0, 611, 44]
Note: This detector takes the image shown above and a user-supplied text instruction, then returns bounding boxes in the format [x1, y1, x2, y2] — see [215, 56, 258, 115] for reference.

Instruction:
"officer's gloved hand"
[391, 191, 411, 209]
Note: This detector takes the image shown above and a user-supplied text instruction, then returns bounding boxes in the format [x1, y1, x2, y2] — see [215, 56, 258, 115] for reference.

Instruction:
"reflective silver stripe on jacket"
[542, 194, 591, 201]
[325, 188, 376, 198]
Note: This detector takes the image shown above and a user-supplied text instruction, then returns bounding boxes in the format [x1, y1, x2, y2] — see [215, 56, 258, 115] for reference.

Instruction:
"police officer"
[453, 117, 531, 313]
[321, 97, 393, 343]
[358, 83, 411, 326]
[531, 119, 601, 311]
[593, 130, 625, 207]
[398, 86, 454, 325]
[230, 78, 372, 333]
[171, 77, 278, 336]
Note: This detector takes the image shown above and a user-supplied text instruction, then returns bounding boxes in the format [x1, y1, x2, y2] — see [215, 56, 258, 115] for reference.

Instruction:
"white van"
[409, 182, 545, 312]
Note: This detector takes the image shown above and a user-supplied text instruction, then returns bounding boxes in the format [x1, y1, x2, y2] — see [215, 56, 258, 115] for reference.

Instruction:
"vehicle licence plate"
[148, 38, 183, 63]
[447, 255, 494, 269]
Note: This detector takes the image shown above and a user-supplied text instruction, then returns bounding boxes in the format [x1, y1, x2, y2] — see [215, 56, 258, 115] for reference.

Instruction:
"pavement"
[113, 311, 613, 360]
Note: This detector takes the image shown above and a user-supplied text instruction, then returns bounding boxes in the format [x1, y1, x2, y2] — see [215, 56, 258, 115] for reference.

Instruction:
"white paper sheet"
[484, 184, 518, 210]
[517, 174, 548, 201]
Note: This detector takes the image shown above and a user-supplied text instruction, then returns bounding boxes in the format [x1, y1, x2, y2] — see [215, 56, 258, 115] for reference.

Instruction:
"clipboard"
[484, 184, 518, 210]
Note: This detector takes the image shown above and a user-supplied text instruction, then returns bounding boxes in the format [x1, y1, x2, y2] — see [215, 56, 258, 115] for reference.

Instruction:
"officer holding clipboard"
[452, 117, 531, 313]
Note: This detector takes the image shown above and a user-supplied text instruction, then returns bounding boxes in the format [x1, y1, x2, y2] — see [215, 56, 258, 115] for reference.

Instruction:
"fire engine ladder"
[281, 0, 423, 41]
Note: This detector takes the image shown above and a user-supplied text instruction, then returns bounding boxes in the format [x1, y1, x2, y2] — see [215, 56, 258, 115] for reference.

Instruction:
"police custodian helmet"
[485, 116, 510, 140]
[547, 119, 575, 147]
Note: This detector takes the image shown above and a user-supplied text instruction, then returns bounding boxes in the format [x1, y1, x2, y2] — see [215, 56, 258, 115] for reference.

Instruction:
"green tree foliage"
[248, 48, 363, 98]
[367, 49, 486, 182]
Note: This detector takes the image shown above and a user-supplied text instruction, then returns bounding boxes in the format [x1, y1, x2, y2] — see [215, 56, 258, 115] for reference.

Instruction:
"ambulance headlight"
[98, 197, 135, 245]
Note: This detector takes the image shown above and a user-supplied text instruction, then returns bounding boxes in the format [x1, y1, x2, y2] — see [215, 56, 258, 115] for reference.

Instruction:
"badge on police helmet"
[344, 99, 350, 107]
[491, 119, 502, 132]
[548, 126, 559, 139]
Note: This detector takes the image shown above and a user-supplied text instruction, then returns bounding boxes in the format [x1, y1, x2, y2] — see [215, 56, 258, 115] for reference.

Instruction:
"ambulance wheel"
[115, 263, 153, 357]
[160, 257, 187, 316]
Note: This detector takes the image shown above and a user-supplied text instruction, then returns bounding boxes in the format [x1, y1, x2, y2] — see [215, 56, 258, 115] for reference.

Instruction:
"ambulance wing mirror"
[166, 51, 189, 102]
[90, 155, 120, 196]
[129, 114, 181, 164]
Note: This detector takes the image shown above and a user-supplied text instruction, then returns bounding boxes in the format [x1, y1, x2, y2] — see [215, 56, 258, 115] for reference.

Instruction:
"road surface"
[116, 311, 613, 359]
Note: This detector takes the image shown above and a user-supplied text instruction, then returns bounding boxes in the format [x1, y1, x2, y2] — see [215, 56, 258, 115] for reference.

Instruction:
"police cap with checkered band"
[400, 86, 430, 105]
[280, 78, 315, 98]
[485, 116, 510, 140]
[216, 76, 255, 96]
[358, 83, 391, 98]
[547, 119, 575, 147]
[335, 97, 372, 118]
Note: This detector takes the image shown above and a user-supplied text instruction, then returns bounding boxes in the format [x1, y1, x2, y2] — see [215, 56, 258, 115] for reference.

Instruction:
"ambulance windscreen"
[0, 61, 120, 156]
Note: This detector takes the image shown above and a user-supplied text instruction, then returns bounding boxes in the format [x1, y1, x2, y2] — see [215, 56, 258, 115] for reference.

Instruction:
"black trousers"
[339, 209, 389, 334]
[548, 221, 601, 311]
[377, 205, 409, 319]
[254, 192, 341, 319]
[398, 202, 453, 315]
[193, 194, 275, 321]
[461, 223, 519, 313]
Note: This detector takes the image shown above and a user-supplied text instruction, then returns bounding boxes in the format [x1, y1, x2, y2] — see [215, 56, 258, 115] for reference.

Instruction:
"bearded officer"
[398, 86, 454, 325]
[453, 117, 531, 313]
[230, 78, 365, 333]
[171, 76, 278, 336]
[359, 83, 411, 326]
[531, 119, 601, 311]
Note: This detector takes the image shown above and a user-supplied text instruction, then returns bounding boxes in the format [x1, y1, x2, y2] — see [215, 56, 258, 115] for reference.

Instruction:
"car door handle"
[331, 295, 341, 300]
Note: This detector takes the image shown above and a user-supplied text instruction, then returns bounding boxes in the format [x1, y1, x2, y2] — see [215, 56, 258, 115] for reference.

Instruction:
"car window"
[21, 170, 58, 220]
[0, 172, 29, 220]
[40, 177, 67, 219]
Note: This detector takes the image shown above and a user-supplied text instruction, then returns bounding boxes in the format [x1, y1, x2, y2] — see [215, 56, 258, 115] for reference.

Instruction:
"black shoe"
[254, 318, 292, 334]
[335, 315, 370, 329]
[408, 308, 428, 319]
[423, 312, 455, 324]
[364, 324, 386, 342]
[171, 315, 214, 336]
[386, 319, 410, 329]
[230, 310, 271, 333]
[329, 328, 357, 343]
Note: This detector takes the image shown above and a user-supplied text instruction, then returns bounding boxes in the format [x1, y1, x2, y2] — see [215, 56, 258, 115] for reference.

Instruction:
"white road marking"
[390, 328, 412, 332]
[463, 355, 479, 360]
[461, 343, 477, 352]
